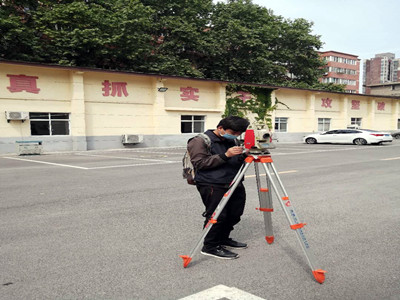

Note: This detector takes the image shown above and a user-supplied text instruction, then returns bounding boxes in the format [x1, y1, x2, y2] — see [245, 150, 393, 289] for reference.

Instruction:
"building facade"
[366, 82, 400, 97]
[273, 88, 400, 136]
[364, 53, 400, 94]
[1, 61, 399, 154]
[319, 51, 361, 94]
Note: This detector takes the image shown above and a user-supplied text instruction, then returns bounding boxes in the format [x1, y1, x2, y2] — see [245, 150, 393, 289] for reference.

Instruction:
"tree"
[32, 0, 154, 69]
[140, 0, 213, 77]
[0, 0, 40, 61]
[203, 0, 329, 90]
[0, 0, 344, 92]
[272, 17, 326, 86]
[204, 0, 283, 83]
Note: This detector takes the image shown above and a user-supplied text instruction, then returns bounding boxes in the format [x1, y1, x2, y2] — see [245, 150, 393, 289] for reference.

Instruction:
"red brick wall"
[365, 58, 382, 85]
[319, 51, 360, 92]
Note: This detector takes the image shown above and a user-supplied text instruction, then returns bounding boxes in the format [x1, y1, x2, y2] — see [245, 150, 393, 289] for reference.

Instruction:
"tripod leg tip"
[312, 269, 326, 284]
[265, 236, 274, 244]
[179, 255, 192, 268]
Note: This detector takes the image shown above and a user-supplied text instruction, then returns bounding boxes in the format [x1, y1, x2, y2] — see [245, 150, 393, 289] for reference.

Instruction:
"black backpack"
[182, 133, 211, 185]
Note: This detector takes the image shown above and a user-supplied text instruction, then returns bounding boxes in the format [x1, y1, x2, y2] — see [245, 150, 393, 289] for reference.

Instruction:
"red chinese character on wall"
[102, 80, 129, 97]
[351, 100, 360, 110]
[180, 87, 199, 101]
[377, 102, 385, 111]
[237, 91, 252, 103]
[7, 74, 40, 94]
[321, 98, 332, 108]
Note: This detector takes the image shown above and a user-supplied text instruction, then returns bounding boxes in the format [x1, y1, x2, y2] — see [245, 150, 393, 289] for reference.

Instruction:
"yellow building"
[1, 61, 399, 154]
[271, 88, 400, 141]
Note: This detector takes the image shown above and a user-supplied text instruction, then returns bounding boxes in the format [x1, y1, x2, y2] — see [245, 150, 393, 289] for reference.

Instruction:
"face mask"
[222, 133, 239, 140]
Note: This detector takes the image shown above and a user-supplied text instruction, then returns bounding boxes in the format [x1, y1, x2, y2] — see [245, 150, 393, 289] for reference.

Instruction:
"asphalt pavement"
[1, 141, 399, 299]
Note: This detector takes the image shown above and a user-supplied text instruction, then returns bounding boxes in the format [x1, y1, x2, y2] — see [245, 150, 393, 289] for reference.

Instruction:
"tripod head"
[241, 128, 275, 155]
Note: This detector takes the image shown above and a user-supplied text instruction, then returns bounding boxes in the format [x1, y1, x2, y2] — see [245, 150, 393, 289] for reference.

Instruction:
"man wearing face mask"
[187, 116, 250, 260]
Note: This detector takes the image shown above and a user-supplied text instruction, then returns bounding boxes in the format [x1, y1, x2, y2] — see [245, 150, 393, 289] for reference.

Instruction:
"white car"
[359, 129, 393, 143]
[304, 129, 387, 145]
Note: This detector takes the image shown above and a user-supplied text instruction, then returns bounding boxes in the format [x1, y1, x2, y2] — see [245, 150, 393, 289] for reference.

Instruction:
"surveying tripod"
[180, 151, 326, 284]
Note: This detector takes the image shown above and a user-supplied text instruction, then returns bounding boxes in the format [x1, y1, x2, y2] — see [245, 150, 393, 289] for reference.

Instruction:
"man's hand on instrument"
[225, 146, 244, 157]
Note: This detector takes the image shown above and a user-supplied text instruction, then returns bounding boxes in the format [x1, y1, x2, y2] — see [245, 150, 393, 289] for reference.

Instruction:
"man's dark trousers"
[196, 183, 246, 249]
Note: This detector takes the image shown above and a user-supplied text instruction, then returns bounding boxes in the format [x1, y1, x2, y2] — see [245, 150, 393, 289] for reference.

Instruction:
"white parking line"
[245, 170, 297, 178]
[277, 147, 318, 151]
[115, 150, 184, 155]
[4, 143, 398, 171]
[88, 161, 178, 170]
[3, 156, 89, 169]
[380, 157, 400, 161]
[75, 153, 180, 163]
[179, 284, 265, 300]
[271, 146, 385, 156]
[3, 154, 181, 170]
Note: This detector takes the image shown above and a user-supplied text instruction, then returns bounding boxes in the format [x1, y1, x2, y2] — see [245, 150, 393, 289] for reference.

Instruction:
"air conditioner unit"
[122, 134, 144, 144]
[5, 111, 29, 122]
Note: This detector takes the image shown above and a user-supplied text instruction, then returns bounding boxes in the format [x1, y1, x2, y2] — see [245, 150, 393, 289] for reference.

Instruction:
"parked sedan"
[391, 131, 400, 139]
[360, 129, 393, 142]
[304, 129, 385, 145]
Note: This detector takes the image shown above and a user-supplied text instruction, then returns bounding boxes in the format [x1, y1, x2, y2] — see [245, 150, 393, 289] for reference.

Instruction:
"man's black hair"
[217, 116, 250, 132]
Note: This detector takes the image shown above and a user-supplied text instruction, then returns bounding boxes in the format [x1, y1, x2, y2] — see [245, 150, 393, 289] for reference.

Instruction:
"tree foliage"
[140, 0, 213, 77]
[0, 0, 344, 92]
[224, 84, 290, 129]
[0, 0, 40, 61]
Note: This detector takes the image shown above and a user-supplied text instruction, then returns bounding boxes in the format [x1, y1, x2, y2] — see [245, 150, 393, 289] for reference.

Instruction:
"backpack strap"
[196, 133, 211, 150]
[187, 133, 211, 150]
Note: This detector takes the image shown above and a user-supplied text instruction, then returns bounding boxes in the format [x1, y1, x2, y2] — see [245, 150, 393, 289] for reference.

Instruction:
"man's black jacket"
[187, 130, 246, 185]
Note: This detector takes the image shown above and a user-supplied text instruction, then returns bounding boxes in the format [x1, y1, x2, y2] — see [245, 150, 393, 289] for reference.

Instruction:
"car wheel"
[393, 134, 400, 139]
[353, 138, 367, 145]
[306, 137, 317, 144]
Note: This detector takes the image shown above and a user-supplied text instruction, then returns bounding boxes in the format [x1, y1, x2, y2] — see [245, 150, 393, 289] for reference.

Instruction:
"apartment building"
[319, 51, 360, 94]
[364, 53, 400, 94]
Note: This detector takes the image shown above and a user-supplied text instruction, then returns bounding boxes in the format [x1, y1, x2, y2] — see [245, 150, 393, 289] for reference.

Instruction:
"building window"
[398, 119, 400, 129]
[351, 117, 362, 126]
[324, 77, 356, 85]
[328, 67, 357, 75]
[30, 113, 70, 136]
[181, 115, 205, 133]
[274, 117, 288, 132]
[318, 118, 331, 131]
[327, 55, 356, 65]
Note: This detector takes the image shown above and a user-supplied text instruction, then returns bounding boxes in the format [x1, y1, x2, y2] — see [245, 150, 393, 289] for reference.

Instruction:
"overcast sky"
[251, 0, 400, 61]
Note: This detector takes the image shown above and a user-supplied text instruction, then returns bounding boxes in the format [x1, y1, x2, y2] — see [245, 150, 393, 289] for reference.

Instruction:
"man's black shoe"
[221, 238, 248, 249]
[200, 245, 239, 259]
